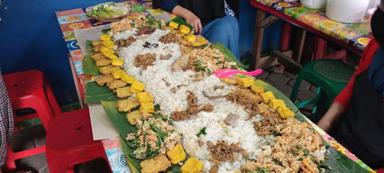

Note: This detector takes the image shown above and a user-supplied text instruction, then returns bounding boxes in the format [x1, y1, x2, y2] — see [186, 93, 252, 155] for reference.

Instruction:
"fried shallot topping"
[115, 36, 136, 47]
[226, 89, 263, 115]
[171, 91, 214, 121]
[207, 140, 247, 163]
[134, 53, 156, 69]
[159, 31, 180, 44]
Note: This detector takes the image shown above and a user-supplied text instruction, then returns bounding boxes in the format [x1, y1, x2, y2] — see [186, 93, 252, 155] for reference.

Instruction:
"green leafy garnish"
[196, 127, 207, 137]
[254, 168, 270, 173]
[154, 104, 161, 111]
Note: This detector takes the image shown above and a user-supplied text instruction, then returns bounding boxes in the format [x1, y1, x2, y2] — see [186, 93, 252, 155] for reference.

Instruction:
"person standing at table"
[154, 0, 240, 59]
[317, 2, 384, 170]
[0, 72, 13, 171]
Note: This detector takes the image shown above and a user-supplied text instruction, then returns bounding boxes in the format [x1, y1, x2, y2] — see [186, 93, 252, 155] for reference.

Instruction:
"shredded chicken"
[159, 31, 181, 44]
[171, 91, 214, 121]
[115, 36, 136, 47]
[207, 140, 247, 163]
[226, 89, 263, 115]
[136, 26, 156, 36]
[134, 53, 156, 69]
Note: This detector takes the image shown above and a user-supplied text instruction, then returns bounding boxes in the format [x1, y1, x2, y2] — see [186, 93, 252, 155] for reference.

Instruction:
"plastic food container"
[326, 0, 370, 23]
[300, 0, 327, 9]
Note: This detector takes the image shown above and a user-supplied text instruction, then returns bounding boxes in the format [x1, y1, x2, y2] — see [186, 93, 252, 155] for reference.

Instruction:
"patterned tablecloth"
[255, 0, 372, 51]
[55, 1, 375, 173]
[55, 1, 176, 172]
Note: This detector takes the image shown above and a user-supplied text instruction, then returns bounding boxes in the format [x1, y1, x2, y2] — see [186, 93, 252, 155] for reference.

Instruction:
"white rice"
[115, 28, 265, 172]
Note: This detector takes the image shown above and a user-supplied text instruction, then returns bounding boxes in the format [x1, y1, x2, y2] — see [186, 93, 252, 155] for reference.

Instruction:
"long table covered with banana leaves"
[56, 2, 375, 173]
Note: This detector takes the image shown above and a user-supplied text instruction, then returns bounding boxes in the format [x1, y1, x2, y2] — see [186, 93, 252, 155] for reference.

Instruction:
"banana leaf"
[101, 100, 183, 173]
[83, 55, 100, 76]
[323, 148, 369, 173]
[101, 101, 141, 173]
[211, 43, 247, 70]
[85, 81, 117, 104]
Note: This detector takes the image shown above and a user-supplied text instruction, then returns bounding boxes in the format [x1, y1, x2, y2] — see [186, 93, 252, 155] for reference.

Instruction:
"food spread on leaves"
[84, 10, 327, 173]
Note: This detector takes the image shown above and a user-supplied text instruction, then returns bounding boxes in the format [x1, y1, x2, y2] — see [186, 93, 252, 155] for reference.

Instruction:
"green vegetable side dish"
[87, 3, 129, 20]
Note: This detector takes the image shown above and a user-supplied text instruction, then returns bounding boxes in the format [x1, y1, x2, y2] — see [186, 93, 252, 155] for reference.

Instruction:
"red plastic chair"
[3, 69, 62, 170]
[46, 109, 111, 173]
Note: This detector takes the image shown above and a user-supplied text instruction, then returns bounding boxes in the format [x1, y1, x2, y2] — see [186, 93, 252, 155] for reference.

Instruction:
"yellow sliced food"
[166, 144, 186, 164]
[95, 58, 111, 67]
[100, 46, 114, 55]
[116, 98, 140, 112]
[181, 157, 204, 173]
[140, 101, 154, 114]
[251, 84, 265, 94]
[220, 77, 237, 85]
[99, 66, 120, 75]
[91, 53, 106, 61]
[111, 58, 124, 67]
[269, 99, 286, 110]
[137, 92, 154, 103]
[277, 106, 295, 119]
[100, 34, 112, 41]
[185, 35, 196, 42]
[102, 40, 115, 49]
[116, 86, 132, 98]
[237, 77, 254, 88]
[140, 155, 171, 173]
[112, 69, 125, 79]
[260, 91, 275, 104]
[126, 110, 142, 125]
[95, 74, 114, 86]
[179, 25, 191, 35]
[130, 80, 145, 93]
[169, 21, 179, 29]
[121, 73, 135, 84]
[107, 80, 127, 90]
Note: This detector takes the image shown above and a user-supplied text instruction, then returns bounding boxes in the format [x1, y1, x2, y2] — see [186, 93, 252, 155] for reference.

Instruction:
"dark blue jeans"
[202, 15, 240, 59]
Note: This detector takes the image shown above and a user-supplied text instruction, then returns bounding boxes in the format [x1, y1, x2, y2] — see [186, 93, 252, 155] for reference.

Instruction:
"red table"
[249, 0, 371, 68]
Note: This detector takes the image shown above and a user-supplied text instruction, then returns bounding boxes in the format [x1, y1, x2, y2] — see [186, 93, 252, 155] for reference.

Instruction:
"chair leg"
[5, 148, 17, 170]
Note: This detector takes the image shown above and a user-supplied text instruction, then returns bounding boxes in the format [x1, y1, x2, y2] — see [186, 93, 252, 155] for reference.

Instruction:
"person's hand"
[171, 5, 203, 34]
[184, 13, 203, 35]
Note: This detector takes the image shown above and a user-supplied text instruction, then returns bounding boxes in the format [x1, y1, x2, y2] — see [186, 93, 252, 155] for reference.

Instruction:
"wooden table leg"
[314, 37, 326, 60]
[296, 30, 307, 64]
[252, 10, 266, 69]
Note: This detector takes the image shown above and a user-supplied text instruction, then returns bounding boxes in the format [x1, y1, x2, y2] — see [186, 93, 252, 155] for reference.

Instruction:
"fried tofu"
[220, 77, 238, 85]
[93, 46, 101, 53]
[99, 66, 121, 75]
[96, 58, 111, 67]
[116, 86, 132, 98]
[91, 53, 105, 61]
[126, 110, 142, 125]
[117, 98, 140, 112]
[107, 80, 127, 90]
[140, 155, 171, 173]
[95, 74, 114, 86]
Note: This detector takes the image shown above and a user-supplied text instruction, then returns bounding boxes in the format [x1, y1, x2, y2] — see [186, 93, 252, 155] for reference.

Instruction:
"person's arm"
[317, 102, 346, 132]
[317, 40, 380, 131]
[158, 0, 203, 34]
